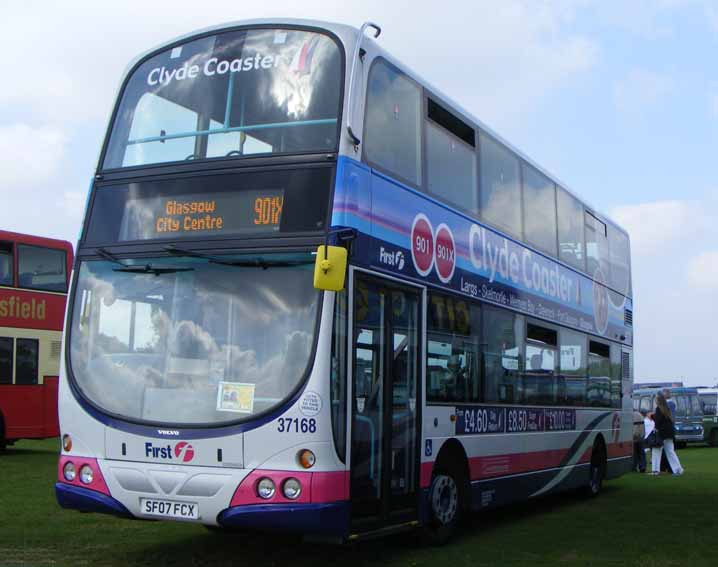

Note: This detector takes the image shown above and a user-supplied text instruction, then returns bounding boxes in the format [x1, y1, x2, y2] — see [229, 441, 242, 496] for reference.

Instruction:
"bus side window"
[559, 329, 587, 407]
[17, 245, 67, 292]
[15, 338, 39, 385]
[482, 307, 523, 404]
[363, 59, 422, 187]
[0, 337, 12, 384]
[588, 340, 611, 408]
[426, 292, 481, 403]
[557, 187, 586, 271]
[522, 163, 558, 257]
[0, 241, 13, 286]
[480, 133, 521, 238]
[585, 211, 610, 280]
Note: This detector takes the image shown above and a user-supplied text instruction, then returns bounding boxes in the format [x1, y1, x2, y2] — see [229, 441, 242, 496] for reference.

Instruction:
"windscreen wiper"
[113, 264, 194, 276]
[95, 248, 193, 275]
[163, 246, 313, 270]
[96, 247, 126, 265]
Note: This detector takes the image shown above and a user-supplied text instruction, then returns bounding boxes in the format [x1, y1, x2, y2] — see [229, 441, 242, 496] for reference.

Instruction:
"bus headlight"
[282, 478, 302, 500]
[256, 477, 275, 499]
[298, 449, 316, 469]
[63, 462, 76, 482]
[79, 465, 94, 485]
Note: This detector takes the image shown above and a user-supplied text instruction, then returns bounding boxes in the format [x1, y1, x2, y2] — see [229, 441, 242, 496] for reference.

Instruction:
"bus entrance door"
[349, 272, 422, 532]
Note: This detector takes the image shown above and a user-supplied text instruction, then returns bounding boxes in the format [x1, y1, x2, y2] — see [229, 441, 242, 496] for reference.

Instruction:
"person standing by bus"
[651, 393, 684, 475]
[660, 388, 678, 472]
[663, 388, 677, 419]
[633, 409, 646, 472]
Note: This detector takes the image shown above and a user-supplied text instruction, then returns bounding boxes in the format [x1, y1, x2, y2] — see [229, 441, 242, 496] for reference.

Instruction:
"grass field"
[1, 439, 716, 567]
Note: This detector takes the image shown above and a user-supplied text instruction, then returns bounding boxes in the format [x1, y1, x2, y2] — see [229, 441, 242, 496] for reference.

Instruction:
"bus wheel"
[585, 440, 606, 497]
[425, 469, 461, 545]
[710, 430, 718, 447]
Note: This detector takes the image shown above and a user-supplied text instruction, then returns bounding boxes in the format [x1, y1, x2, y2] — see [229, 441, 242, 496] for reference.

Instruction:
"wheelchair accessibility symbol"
[425, 439, 433, 457]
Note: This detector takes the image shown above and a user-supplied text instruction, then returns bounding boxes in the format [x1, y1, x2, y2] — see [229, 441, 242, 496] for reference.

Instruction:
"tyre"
[424, 469, 462, 545]
[676, 441, 686, 450]
[710, 430, 718, 447]
[585, 441, 606, 497]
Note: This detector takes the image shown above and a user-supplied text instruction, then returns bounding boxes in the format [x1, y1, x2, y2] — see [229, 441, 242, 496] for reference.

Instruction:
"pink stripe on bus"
[419, 441, 629, 487]
[57, 455, 110, 495]
[229, 470, 349, 507]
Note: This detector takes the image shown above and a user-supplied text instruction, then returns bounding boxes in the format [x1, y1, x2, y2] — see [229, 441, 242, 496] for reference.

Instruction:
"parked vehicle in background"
[697, 388, 718, 446]
[0, 230, 73, 450]
[633, 387, 704, 448]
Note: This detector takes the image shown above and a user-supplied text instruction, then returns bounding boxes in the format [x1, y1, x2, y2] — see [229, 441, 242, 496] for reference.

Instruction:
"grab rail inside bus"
[346, 21, 381, 148]
[126, 118, 338, 146]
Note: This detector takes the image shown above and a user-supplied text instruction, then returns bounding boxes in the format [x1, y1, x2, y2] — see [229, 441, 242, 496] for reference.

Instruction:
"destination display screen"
[83, 168, 332, 244]
[120, 189, 285, 240]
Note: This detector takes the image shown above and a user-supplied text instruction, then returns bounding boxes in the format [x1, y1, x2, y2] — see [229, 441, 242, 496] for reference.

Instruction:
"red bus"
[0, 230, 73, 450]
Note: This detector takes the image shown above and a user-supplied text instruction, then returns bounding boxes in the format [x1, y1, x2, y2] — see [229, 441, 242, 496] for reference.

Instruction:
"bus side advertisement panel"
[0, 288, 66, 331]
[332, 157, 630, 344]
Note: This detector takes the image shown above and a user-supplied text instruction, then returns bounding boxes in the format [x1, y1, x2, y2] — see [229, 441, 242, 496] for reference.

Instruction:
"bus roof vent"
[50, 341, 62, 361]
[624, 308, 633, 327]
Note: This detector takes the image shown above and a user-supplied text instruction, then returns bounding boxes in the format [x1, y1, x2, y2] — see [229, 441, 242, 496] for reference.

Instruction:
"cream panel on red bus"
[0, 325, 62, 384]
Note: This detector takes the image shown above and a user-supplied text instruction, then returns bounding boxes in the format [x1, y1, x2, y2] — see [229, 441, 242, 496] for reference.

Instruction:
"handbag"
[645, 429, 663, 448]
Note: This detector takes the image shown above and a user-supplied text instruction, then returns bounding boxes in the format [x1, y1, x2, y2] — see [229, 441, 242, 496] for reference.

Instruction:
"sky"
[1, 0, 716, 385]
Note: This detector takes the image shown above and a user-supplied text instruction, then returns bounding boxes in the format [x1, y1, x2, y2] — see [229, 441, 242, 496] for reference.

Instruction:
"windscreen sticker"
[216, 382, 255, 414]
[299, 391, 322, 417]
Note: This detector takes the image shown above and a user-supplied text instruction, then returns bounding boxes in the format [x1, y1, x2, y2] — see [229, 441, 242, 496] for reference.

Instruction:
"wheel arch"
[432, 438, 471, 510]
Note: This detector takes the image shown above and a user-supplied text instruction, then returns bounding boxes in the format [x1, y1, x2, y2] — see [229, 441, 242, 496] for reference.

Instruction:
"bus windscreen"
[103, 27, 342, 169]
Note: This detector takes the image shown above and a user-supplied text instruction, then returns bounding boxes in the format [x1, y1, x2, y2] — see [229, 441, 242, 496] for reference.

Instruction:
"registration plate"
[140, 498, 199, 520]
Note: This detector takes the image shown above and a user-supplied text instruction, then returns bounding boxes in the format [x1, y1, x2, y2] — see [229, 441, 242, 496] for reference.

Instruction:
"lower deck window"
[15, 338, 39, 385]
[0, 337, 12, 384]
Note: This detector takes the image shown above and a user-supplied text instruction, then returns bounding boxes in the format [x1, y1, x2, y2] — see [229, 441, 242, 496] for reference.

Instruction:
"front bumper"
[675, 431, 704, 443]
[56, 483, 131, 518]
[217, 502, 350, 537]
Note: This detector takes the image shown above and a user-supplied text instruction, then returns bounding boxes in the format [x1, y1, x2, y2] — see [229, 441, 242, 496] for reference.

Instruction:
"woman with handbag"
[650, 392, 684, 476]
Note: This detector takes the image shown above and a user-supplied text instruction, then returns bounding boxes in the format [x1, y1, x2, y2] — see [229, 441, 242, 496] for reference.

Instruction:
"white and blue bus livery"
[56, 19, 634, 542]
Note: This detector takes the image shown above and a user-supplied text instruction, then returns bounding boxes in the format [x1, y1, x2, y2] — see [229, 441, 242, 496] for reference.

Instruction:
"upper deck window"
[103, 28, 342, 169]
[557, 187, 585, 271]
[585, 211, 610, 280]
[480, 133, 521, 238]
[0, 242, 12, 286]
[608, 225, 631, 296]
[364, 59, 422, 187]
[17, 245, 67, 292]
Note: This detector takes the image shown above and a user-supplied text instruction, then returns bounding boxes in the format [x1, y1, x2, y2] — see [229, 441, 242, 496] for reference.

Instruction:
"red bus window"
[0, 337, 12, 384]
[17, 245, 67, 292]
[0, 242, 12, 287]
[15, 338, 39, 385]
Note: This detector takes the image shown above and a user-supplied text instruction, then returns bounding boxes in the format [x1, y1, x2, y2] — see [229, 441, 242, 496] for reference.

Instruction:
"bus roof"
[632, 387, 699, 395]
[108, 18, 629, 238]
[0, 229, 73, 253]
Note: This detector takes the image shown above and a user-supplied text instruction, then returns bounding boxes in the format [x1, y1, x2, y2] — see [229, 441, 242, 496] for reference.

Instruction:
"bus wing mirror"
[313, 245, 347, 291]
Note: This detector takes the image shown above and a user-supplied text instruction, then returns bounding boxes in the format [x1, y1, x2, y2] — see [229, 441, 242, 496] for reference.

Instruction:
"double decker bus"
[56, 19, 634, 542]
[0, 230, 73, 449]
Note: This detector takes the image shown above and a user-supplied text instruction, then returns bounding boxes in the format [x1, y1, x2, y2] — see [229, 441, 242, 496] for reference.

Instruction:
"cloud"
[611, 199, 709, 257]
[0, 124, 66, 186]
[611, 195, 718, 384]
[613, 69, 673, 114]
[710, 87, 718, 118]
[687, 251, 718, 289]
[0, 0, 599, 130]
[706, 1, 718, 33]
